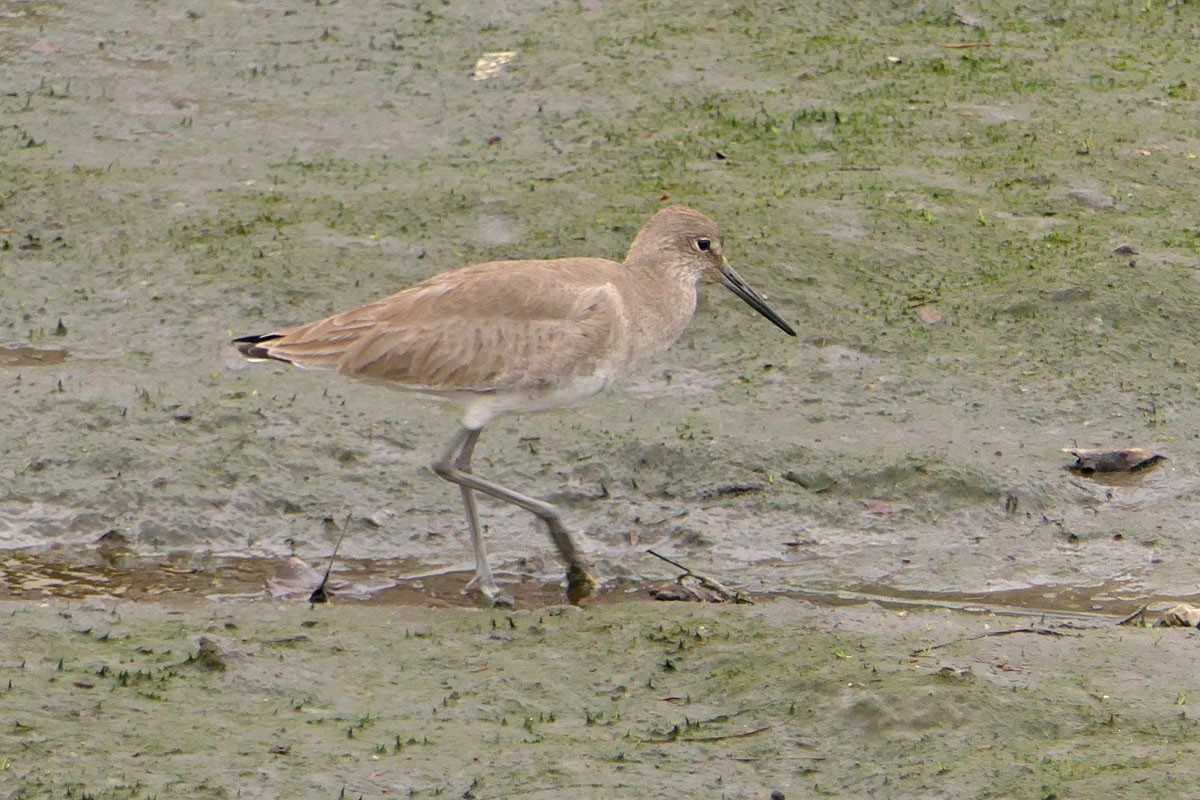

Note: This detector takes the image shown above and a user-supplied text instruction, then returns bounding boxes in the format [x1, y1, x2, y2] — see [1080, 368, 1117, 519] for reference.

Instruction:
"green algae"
[4, 0, 1200, 794]
[3, 598, 1199, 798]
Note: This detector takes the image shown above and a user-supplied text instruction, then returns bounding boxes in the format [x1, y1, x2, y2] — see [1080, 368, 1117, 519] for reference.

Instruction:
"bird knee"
[431, 457, 454, 480]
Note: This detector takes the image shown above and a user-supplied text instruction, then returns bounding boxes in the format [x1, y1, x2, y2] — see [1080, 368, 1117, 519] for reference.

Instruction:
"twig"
[392, 564, 524, 583]
[504, 781, 614, 797]
[646, 549, 691, 573]
[784, 586, 1118, 624]
[640, 724, 776, 745]
[645, 549, 751, 604]
[912, 627, 1069, 655]
[1117, 604, 1150, 626]
[309, 512, 351, 604]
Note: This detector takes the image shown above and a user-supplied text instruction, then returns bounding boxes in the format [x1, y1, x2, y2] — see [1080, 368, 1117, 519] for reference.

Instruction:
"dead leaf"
[471, 51, 517, 81]
[1063, 447, 1164, 474]
[935, 665, 974, 680]
[861, 498, 891, 515]
[914, 305, 943, 325]
[1158, 603, 1200, 628]
[649, 573, 750, 604]
[265, 556, 396, 601]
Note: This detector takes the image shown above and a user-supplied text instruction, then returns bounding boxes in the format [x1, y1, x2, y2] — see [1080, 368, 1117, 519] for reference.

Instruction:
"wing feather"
[249, 258, 630, 393]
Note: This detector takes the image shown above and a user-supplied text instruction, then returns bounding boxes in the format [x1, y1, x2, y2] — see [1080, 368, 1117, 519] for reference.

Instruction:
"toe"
[565, 565, 597, 605]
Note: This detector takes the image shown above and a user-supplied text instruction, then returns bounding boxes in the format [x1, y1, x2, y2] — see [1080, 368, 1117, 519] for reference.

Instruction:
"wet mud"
[6, 597, 1200, 799]
[4, 0, 1200, 796]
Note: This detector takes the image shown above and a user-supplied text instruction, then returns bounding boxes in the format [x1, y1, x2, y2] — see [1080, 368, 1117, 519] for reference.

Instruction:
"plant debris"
[645, 550, 751, 604]
[1157, 603, 1200, 628]
[1063, 447, 1165, 474]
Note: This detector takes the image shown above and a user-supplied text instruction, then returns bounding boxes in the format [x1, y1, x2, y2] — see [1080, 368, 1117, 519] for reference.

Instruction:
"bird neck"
[622, 261, 698, 361]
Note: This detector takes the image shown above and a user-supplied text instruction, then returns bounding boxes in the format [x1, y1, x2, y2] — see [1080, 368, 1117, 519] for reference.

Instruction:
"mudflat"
[5, 596, 1198, 798]
[4, 0, 1200, 796]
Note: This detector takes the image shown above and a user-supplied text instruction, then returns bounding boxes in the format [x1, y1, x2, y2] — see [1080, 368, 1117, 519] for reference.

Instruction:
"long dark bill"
[719, 264, 796, 337]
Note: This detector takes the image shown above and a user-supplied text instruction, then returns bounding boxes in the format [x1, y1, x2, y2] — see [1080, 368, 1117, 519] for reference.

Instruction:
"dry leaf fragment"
[1063, 447, 1164, 474]
[861, 498, 892, 515]
[645, 551, 751, 604]
[935, 665, 974, 680]
[264, 556, 396, 600]
[1158, 603, 1200, 628]
[471, 51, 518, 80]
[649, 573, 750, 604]
[915, 305, 942, 325]
[952, 8, 987, 28]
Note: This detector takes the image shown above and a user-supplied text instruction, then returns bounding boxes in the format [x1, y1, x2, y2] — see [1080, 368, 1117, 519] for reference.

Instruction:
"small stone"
[1065, 183, 1115, 210]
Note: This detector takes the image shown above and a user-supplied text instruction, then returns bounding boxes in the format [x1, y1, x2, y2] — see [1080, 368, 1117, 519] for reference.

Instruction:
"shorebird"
[234, 205, 795, 605]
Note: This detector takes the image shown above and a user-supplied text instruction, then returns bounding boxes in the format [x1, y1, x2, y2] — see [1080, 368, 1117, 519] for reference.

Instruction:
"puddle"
[794, 579, 1178, 620]
[0, 344, 70, 367]
[2, 548, 1186, 620]
[0, 549, 631, 608]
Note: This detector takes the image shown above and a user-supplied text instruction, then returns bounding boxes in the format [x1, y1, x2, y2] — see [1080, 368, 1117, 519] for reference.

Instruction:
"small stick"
[640, 724, 776, 745]
[646, 549, 692, 573]
[1117, 604, 1150, 626]
[645, 549, 751, 604]
[912, 627, 1068, 655]
[310, 512, 351, 605]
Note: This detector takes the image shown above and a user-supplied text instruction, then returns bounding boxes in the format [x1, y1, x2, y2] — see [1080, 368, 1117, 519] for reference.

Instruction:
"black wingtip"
[232, 333, 286, 361]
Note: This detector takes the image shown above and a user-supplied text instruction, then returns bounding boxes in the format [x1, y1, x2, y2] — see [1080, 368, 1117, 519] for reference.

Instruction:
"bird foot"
[465, 575, 515, 608]
[485, 591, 516, 608]
[565, 564, 597, 605]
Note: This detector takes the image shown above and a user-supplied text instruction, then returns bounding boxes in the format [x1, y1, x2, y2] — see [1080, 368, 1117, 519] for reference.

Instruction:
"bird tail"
[231, 333, 289, 362]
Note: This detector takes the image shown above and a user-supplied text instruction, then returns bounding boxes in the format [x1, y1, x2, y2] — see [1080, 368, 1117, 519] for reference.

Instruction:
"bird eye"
[696, 238, 711, 252]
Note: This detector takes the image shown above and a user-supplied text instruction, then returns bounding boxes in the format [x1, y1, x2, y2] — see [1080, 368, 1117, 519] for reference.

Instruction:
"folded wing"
[235, 259, 629, 394]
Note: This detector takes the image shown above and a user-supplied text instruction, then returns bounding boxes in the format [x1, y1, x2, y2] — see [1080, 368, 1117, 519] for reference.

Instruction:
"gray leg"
[450, 429, 510, 605]
[432, 425, 596, 604]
